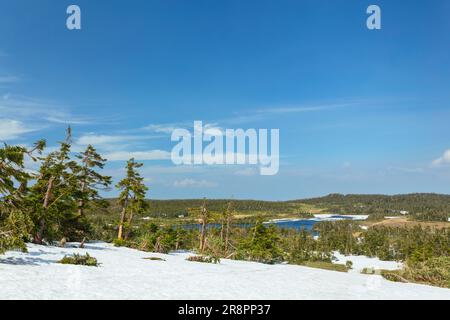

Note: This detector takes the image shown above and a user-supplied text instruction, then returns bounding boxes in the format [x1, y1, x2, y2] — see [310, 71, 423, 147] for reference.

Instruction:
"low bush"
[381, 270, 407, 283]
[380, 257, 450, 288]
[58, 253, 99, 266]
[113, 238, 130, 247]
[301, 261, 349, 272]
[345, 260, 353, 270]
[236, 221, 283, 264]
[403, 257, 450, 288]
[186, 255, 220, 264]
[143, 257, 165, 261]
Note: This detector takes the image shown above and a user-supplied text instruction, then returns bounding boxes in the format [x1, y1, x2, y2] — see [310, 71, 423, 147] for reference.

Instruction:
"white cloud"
[173, 179, 218, 188]
[0, 119, 37, 140]
[0, 75, 20, 84]
[217, 102, 360, 125]
[0, 95, 93, 125]
[432, 150, 450, 166]
[254, 103, 355, 115]
[76, 133, 161, 149]
[103, 150, 171, 161]
[77, 134, 134, 146]
[388, 166, 424, 173]
[233, 167, 258, 176]
[143, 122, 223, 137]
[143, 124, 181, 134]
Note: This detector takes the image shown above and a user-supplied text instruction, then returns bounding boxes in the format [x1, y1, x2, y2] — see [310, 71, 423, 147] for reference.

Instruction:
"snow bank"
[266, 214, 368, 224]
[1, 242, 449, 300]
[332, 252, 403, 273]
[313, 214, 369, 221]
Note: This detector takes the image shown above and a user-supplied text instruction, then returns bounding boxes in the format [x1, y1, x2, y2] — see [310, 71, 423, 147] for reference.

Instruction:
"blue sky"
[1, 0, 450, 200]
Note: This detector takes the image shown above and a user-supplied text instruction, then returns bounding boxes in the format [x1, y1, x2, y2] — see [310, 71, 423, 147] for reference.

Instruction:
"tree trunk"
[117, 198, 128, 240]
[78, 199, 84, 217]
[34, 218, 46, 244]
[124, 210, 134, 240]
[43, 177, 54, 208]
[199, 219, 206, 253]
[77, 176, 86, 217]
[224, 214, 231, 255]
[34, 177, 55, 244]
[220, 218, 225, 243]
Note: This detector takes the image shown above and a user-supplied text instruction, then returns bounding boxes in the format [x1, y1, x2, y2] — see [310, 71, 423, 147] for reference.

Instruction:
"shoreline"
[265, 214, 369, 224]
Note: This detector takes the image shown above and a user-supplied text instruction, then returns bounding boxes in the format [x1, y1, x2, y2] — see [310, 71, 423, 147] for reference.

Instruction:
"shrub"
[345, 260, 353, 270]
[403, 257, 450, 288]
[381, 270, 407, 283]
[186, 255, 220, 264]
[143, 257, 165, 261]
[302, 261, 349, 273]
[380, 257, 450, 288]
[138, 226, 188, 254]
[236, 221, 283, 264]
[58, 253, 99, 266]
[113, 238, 129, 247]
[285, 229, 333, 265]
[0, 211, 32, 254]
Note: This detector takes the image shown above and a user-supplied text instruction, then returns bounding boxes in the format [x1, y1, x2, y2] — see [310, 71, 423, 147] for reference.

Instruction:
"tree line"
[298, 193, 450, 222]
[0, 128, 148, 253]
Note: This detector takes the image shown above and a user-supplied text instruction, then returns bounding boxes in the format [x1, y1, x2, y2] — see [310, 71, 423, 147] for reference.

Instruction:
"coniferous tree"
[74, 145, 111, 217]
[116, 158, 148, 240]
[0, 141, 45, 253]
[30, 128, 78, 243]
[236, 220, 283, 264]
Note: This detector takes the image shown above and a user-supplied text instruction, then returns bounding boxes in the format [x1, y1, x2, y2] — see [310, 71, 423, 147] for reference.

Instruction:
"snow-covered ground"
[1, 242, 449, 300]
[313, 214, 369, 221]
[332, 252, 403, 274]
[266, 214, 369, 224]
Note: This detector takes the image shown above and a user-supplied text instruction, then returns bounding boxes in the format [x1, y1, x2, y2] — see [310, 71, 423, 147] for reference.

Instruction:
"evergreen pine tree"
[74, 145, 111, 217]
[30, 128, 78, 243]
[0, 141, 45, 253]
[116, 158, 148, 240]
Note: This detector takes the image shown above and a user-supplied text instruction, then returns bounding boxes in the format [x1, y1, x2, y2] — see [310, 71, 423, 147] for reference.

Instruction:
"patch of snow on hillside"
[332, 252, 403, 273]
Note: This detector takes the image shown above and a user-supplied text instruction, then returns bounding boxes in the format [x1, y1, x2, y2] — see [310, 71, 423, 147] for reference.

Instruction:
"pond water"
[181, 215, 357, 233]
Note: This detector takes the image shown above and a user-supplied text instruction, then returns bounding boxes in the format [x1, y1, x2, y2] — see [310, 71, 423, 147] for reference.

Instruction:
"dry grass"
[363, 218, 450, 230]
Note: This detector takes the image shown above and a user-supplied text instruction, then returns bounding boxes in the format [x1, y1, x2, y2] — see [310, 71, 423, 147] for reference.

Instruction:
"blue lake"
[181, 216, 356, 232]
[265, 219, 317, 231]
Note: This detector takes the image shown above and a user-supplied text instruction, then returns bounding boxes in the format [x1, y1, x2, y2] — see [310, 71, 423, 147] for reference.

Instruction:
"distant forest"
[299, 193, 450, 221]
[99, 199, 297, 218]
[96, 193, 450, 222]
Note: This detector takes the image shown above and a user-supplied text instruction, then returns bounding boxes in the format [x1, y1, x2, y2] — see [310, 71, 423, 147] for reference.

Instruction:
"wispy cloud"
[173, 178, 218, 188]
[233, 167, 259, 176]
[432, 150, 450, 167]
[142, 123, 182, 134]
[0, 94, 94, 125]
[0, 75, 20, 84]
[0, 119, 37, 140]
[103, 150, 171, 161]
[77, 134, 139, 146]
[255, 103, 356, 115]
[387, 166, 425, 173]
[75, 133, 164, 151]
[219, 102, 360, 125]
[142, 122, 223, 138]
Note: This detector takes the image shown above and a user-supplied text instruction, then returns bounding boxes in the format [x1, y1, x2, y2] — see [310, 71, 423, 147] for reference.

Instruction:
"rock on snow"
[1, 242, 449, 300]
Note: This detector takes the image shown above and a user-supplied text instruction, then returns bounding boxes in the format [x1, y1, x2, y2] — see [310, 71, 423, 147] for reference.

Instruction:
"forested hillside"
[296, 193, 450, 221]
[88, 193, 450, 222]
